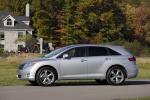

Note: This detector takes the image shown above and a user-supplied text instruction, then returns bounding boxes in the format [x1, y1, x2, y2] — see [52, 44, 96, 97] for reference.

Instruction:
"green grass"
[0, 54, 150, 86]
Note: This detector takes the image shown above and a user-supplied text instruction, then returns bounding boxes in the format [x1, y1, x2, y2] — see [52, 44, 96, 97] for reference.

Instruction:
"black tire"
[107, 66, 125, 85]
[36, 67, 56, 86]
[29, 81, 39, 86]
[95, 79, 108, 85]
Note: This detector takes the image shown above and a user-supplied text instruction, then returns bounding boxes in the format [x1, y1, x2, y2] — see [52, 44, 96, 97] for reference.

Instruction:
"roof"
[0, 10, 33, 31]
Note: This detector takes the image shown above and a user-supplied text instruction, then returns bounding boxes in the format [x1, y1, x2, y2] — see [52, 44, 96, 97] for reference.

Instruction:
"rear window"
[107, 48, 121, 55]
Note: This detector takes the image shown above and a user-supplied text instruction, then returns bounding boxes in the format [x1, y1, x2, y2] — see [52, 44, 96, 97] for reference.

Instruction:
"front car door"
[59, 47, 88, 79]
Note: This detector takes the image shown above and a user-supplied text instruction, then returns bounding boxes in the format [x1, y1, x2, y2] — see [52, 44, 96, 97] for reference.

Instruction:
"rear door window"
[88, 47, 108, 56]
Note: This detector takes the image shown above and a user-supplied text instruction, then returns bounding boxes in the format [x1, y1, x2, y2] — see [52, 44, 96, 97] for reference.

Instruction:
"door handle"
[81, 59, 87, 62]
[105, 58, 111, 60]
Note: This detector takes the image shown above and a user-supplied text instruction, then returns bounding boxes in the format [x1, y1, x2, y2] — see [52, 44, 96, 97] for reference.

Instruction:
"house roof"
[0, 10, 33, 31]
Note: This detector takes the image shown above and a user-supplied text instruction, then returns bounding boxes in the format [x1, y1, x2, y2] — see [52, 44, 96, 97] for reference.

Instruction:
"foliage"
[15, 34, 37, 50]
[105, 39, 150, 57]
[59, 0, 126, 45]
[0, 0, 150, 50]
[0, 0, 31, 15]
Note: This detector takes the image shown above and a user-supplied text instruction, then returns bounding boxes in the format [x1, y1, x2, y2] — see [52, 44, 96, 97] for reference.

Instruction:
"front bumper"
[17, 68, 35, 81]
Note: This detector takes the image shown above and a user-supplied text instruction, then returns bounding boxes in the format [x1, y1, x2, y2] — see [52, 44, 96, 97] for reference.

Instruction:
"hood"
[20, 57, 54, 65]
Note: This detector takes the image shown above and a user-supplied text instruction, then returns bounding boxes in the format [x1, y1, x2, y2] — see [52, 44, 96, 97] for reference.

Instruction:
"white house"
[0, 3, 33, 52]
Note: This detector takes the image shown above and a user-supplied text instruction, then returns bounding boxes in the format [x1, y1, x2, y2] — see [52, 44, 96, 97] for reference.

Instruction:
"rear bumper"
[127, 65, 138, 78]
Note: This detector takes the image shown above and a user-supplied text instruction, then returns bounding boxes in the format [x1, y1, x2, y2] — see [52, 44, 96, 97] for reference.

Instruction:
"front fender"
[29, 59, 60, 81]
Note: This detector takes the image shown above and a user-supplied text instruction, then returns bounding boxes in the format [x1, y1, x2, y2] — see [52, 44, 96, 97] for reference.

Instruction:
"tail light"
[128, 56, 136, 61]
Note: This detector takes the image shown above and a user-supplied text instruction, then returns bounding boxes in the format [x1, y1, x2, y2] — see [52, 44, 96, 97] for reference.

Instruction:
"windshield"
[44, 45, 72, 58]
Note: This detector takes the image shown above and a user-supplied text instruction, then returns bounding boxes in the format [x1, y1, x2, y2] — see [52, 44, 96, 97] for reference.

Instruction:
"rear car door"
[87, 46, 112, 79]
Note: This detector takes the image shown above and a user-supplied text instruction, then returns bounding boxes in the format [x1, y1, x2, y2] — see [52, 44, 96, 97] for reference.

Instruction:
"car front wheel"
[107, 66, 125, 85]
[36, 67, 56, 86]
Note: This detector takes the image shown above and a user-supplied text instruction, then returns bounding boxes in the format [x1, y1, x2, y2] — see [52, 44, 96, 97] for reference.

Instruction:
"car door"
[59, 47, 88, 79]
[87, 46, 112, 79]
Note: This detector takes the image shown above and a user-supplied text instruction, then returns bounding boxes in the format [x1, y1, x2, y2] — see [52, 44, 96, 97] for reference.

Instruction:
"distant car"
[17, 44, 138, 86]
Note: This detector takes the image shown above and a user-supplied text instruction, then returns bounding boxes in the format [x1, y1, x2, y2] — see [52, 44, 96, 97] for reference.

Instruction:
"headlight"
[23, 62, 36, 69]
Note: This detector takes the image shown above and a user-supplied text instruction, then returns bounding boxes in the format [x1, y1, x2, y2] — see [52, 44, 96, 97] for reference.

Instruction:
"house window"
[7, 19, 12, 26]
[0, 44, 4, 49]
[18, 45, 23, 51]
[18, 32, 24, 38]
[0, 32, 4, 40]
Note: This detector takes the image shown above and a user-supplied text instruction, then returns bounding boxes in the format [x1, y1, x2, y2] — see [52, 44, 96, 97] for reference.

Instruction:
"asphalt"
[0, 80, 150, 100]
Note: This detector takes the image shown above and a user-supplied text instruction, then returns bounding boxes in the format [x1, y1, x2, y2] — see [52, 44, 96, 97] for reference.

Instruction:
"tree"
[125, 3, 150, 44]
[0, 0, 31, 15]
[15, 34, 37, 52]
[31, 0, 59, 46]
[61, 0, 126, 44]
[133, 4, 150, 44]
[60, 0, 79, 46]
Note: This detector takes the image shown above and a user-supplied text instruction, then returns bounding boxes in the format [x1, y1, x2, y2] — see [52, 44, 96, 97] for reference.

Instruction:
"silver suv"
[17, 44, 138, 86]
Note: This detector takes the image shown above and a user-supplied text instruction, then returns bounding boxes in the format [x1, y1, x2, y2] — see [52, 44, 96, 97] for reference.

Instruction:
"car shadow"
[123, 80, 150, 85]
[25, 80, 150, 87]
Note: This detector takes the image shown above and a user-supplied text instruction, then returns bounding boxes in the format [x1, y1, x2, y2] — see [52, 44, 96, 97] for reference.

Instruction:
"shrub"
[124, 40, 142, 57]
[104, 39, 150, 57]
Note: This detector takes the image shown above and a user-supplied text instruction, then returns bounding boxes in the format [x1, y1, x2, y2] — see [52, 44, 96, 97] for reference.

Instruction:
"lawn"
[0, 54, 150, 86]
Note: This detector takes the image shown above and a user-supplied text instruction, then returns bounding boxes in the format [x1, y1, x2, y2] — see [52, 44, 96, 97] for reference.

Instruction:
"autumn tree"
[61, 0, 126, 44]
[133, 4, 150, 44]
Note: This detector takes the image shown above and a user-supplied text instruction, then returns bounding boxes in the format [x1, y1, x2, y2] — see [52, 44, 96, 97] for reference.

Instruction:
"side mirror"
[63, 54, 69, 59]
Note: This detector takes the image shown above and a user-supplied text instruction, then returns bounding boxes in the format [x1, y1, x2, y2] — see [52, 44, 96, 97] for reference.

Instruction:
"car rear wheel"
[36, 67, 56, 86]
[107, 66, 125, 85]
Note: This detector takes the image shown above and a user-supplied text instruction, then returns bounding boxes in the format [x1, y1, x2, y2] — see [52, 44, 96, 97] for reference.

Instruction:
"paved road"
[0, 80, 150, 100]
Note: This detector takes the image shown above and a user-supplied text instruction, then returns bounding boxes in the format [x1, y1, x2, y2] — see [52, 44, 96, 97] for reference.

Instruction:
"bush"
[105, 39, 150, 57]
[124, 40, 142, 57]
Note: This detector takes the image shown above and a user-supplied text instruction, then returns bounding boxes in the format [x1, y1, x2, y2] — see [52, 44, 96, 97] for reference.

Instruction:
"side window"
[89, 47, 108, 56]
[57, 47, 86, 58]
[18, 32, 24, 38]
[66, 47, 86, 57]
[107, 48, 121, 55]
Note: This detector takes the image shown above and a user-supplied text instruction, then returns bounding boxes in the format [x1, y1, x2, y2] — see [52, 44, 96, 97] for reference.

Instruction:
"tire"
[29, 81, 39, 86]
[36, 67, 56, 86]
[95, 79, 108, 85]
[107, 66, 125, 85]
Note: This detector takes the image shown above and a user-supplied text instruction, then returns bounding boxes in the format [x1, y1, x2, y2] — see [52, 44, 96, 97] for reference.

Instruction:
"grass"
[0, 54, 150, 86]
[136, 57, 150, 79]
[0, 53, 41, 86]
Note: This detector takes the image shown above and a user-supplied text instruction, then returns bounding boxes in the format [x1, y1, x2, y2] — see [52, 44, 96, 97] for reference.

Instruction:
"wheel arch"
[106, 65, 127, 78]
[35, 65, 58, 80]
